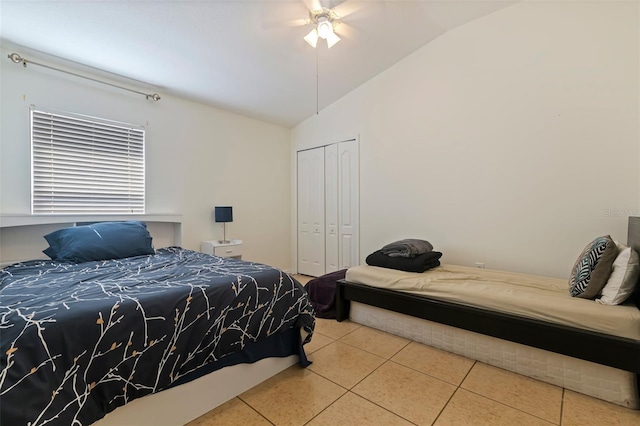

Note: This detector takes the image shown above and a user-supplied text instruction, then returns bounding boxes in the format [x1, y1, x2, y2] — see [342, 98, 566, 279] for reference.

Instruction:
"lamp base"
[219, 222, 231, 245]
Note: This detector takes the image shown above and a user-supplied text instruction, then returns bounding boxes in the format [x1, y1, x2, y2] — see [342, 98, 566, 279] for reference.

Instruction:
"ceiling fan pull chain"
[316, 47, 319, 115]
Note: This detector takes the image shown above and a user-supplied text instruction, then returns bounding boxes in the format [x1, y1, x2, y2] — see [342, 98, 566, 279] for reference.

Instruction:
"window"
[31, 106, 145, 214]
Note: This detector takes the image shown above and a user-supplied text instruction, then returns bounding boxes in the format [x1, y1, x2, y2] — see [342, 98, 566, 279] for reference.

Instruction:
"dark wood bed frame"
[336, 218, 640, 387]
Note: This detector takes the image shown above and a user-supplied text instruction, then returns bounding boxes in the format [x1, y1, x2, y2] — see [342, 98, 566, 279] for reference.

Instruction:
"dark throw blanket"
[305, 269, 348, 319]
[366, 250, 442, 273]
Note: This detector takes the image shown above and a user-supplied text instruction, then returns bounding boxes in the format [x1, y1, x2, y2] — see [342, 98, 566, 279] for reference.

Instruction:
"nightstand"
[200, 239, 243, 260]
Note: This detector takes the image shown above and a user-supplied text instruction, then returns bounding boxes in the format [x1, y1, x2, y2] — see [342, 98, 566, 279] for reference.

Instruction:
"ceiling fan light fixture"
[325, 31, 340, 49]
[304, 8, 341, 48]
[304, 29, 319, 48]
[317, 17, 333, 39]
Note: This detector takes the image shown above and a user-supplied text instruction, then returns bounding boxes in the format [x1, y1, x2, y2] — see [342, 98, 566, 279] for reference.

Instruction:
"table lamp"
[214, 206, 233, 244]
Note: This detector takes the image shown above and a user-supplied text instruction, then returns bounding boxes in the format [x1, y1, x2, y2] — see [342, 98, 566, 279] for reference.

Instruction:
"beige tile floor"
[187, 275, 640, 426]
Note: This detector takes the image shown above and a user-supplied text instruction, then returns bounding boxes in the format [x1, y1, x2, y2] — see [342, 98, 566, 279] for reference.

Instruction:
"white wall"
[0, 47, 292, 270]
[291, 1, 640, 278]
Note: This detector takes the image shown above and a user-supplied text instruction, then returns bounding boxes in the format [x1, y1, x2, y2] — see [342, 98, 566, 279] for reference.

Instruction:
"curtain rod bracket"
[7, 52, 161, 101]
[8, 52, 26, 67]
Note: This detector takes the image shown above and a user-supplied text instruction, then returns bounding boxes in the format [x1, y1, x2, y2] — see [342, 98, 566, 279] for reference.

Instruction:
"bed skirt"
[350, 301, 640, 409]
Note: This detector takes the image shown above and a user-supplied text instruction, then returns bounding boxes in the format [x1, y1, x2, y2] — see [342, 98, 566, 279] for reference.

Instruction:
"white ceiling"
[0, 0, 516, 128]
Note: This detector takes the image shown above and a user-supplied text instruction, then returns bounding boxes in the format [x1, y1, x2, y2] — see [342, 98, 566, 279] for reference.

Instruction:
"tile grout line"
[459, 359, 477, 384]
[429, 385, 461, 426]
[459, 387, 559, 425]
[305, 367, 351, 392]
[309, 339, 562, 426]
[300, 391, 349, 426]
[334, 324, 478, 386]
[350, 357, 393, 389]
[459, 362, 562, 425]
[345, 389, 420, 425]
[235, 396, 276, 426]
[310, 330, 337, 339]
[559, 388, 565, 425]
[429, 359, 478, 425]
[301, 393, 346, 426]
[304, 331, 337, 354]
[297, 369, 352, 424]
[335, 325, 362, 340]
[311, 329, 476, 422]
[343, 358, 451, 426]
[225, 316, 633, 425]
[347, 359, 423, 424]
[336, 332, 411, 360]
[308, 329, 412, 391]
[306, 343, 382, 390]
[307, 326, 563, 425]
[312, 321, 362, 341]
[385, 356, 472, 387]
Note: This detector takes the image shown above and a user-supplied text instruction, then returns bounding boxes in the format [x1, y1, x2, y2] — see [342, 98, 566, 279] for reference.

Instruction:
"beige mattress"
[346, 264, 640, 341]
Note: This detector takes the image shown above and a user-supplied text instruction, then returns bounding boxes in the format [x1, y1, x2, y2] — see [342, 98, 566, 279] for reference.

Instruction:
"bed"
[0, 230, 315, 426]
[336, 219, 640, 408]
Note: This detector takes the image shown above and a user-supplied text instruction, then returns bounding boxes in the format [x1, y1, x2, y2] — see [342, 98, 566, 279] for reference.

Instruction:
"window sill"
[0, 214, 182, 228]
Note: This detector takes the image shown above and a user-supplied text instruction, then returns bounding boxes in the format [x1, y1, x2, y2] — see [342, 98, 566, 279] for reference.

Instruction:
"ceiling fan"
[260, 0, 360, 49]
[303, 7, 341, 48]
[299, 0, 360, 49]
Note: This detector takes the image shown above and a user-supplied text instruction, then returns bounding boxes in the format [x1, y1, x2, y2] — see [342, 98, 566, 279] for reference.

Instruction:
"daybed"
[0, 222, 315, 425]
[336, 220, 640, 408]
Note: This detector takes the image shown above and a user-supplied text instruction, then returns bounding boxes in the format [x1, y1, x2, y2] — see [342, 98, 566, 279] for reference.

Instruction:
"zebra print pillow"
[569, 235, 618, 299]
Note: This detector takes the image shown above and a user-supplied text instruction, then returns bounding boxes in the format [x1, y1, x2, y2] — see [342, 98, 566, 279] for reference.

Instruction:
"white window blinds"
[31, 107, 145, 214]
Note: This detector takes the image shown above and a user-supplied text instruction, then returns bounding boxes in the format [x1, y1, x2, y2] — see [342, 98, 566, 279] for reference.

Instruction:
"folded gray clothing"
[366, 250, 442, 273]
[380, 239, 433, 258]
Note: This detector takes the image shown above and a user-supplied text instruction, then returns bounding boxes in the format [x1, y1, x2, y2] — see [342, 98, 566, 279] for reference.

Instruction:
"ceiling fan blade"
[332, 1, 366, 20]
[334, 21, 356, 40]
[262, 17, 308, 30]
[260, 1, 310, 30]
[302, 0, 322, 12]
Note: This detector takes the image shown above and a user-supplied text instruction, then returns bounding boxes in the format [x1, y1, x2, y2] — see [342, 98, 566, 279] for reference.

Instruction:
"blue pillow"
[43, 221, 155, 263]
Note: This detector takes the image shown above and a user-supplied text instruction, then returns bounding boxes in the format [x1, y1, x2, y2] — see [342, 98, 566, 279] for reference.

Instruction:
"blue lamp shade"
[215, 206, 233, 223]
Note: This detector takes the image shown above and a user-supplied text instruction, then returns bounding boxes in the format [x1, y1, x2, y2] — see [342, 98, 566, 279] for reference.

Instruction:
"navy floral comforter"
[0, 247, 315, 425]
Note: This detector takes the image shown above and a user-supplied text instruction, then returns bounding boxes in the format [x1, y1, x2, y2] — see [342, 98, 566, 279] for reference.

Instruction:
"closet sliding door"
[297, 139, 358, 277]
[297, 148, 325, 277]
[325, 144, 339, 273]
[338, 140, 359, 269]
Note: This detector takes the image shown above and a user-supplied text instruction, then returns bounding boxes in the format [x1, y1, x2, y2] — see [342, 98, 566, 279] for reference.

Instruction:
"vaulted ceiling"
[1, 1, 516, 127]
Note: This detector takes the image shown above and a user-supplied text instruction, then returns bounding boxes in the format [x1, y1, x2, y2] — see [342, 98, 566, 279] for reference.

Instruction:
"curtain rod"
[7, 52, 161, 102]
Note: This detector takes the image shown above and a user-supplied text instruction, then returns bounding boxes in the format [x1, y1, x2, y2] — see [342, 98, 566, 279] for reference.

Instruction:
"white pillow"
[596, 242, 640, 305]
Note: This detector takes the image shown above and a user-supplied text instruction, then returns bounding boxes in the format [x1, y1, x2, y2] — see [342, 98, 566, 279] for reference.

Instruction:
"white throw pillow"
[597, 242, 640, 305]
